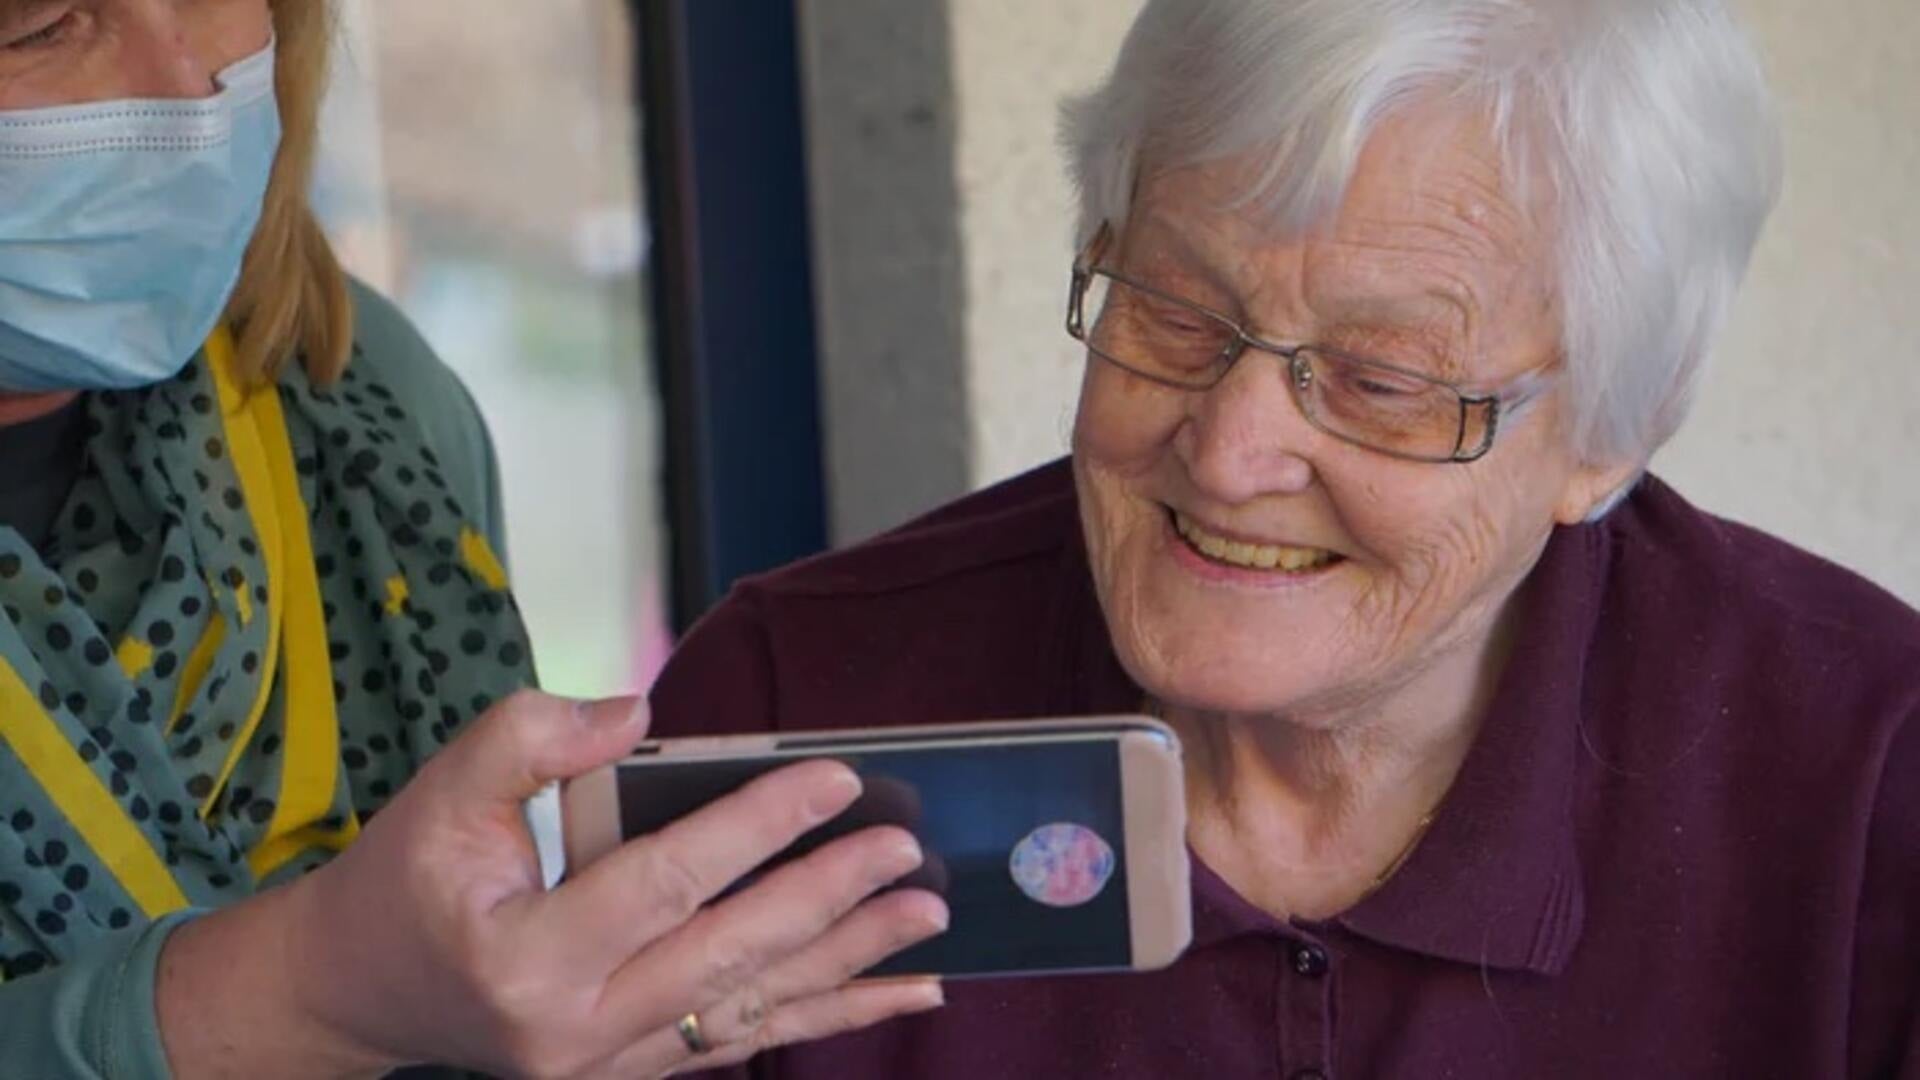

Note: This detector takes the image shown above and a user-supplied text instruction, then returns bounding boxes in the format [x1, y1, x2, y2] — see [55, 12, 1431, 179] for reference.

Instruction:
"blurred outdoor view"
[311, 0, 671, 695]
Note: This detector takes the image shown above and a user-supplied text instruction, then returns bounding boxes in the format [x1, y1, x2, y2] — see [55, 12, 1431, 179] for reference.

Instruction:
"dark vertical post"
[634, 0, 831, 631]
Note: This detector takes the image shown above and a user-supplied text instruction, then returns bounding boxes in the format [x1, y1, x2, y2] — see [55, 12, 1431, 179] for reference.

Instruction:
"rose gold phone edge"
[558, 715, 1193, 973]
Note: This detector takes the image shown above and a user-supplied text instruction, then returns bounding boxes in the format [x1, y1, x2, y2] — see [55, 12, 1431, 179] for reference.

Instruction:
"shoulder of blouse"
[336, 277, 510, 567]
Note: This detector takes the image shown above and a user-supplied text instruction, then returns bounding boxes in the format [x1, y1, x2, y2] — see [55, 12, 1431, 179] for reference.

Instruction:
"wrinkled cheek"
[1325, 568, 1402, 663]
[1078, 476, 1155, 609]
[1073, 364, 1178, 472]
[1074, 366, 1197, 676]
[1075, 490, 1167, 676]
[1361, 514, 1505, 655]
[1076, 371, 1175, 572]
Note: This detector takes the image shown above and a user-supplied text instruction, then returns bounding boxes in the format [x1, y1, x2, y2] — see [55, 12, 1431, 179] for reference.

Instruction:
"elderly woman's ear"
[1555, 459, 1645, 525]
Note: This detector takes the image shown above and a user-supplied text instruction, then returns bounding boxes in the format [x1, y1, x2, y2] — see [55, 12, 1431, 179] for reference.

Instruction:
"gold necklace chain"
[1367, 807, 1438, 893]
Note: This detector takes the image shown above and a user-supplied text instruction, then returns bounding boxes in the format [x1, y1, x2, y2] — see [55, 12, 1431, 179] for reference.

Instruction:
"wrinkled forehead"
[1125, 100, 1557, 316]
[1132, 97, 1548, 258]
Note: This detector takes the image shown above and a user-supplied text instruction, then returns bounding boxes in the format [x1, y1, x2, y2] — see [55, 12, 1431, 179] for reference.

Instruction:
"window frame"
[633, 0, 831, 632]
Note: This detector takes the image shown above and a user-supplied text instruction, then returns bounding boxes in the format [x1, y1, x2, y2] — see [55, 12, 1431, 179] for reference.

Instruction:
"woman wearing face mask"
[0, 3, 948, 1077]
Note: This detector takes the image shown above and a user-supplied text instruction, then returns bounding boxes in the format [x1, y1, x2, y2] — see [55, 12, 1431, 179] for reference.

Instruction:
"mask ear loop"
[213, 33, 279, 102]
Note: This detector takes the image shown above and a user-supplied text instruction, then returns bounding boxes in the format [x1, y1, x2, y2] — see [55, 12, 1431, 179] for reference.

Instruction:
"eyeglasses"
[1066, 231, 1553, 464]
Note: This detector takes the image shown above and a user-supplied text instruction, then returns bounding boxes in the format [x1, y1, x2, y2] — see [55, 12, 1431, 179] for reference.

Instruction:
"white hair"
[1062, 0, 1784, 469]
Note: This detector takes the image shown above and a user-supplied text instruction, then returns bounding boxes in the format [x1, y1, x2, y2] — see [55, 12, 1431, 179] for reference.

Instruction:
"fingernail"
[885, 833, 925, 875]
[580, 696, 646, 729]
[807, 766, 863, 822]
[863, 976, 945, 1009]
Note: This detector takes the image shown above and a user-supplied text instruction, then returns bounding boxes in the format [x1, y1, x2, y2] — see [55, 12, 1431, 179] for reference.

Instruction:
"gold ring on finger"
[676, 1011, 711, 1055]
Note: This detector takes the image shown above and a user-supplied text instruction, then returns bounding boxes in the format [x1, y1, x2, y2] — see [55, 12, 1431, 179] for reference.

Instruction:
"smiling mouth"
[1170, 510, 1346, 573]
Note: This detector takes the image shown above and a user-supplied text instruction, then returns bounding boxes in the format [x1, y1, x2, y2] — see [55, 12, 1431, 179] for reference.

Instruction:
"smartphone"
[529, 716, 1191, 980]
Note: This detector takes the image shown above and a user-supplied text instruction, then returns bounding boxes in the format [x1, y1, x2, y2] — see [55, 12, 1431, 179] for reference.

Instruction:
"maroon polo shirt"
[648, 459, 1919, 1079]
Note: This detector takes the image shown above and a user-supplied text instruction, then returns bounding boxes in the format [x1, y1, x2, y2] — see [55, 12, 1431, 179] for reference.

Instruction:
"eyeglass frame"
[1065, 226, 1556, 465]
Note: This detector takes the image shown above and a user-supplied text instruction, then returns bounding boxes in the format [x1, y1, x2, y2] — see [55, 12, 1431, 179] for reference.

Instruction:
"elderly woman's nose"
[1176, 361, 1317, 501]
[112, 1, 225, 99]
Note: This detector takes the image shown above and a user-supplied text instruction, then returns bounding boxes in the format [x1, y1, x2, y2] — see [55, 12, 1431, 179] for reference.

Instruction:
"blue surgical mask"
[0, 39, 281, 393]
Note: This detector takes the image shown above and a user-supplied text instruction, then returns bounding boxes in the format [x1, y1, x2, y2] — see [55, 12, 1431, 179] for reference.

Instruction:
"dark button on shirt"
[1290, 942, 1328, 979]
[651, 460, 1920, 1079]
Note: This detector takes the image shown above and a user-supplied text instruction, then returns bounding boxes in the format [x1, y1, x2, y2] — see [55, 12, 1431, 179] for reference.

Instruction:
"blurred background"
[314, 0, 664, 696]
[312, 0, 1919, 696]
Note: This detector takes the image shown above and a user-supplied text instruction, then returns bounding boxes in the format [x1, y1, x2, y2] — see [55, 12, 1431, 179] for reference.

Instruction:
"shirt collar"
[1058, 508, 1610, 976]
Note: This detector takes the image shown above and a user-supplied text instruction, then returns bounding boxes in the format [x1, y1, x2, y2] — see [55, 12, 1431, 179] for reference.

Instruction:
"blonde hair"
[225, 0, 353, 388]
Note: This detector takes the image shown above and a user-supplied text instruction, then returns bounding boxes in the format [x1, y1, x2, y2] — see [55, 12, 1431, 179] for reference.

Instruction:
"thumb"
[428, 690, 651, 806]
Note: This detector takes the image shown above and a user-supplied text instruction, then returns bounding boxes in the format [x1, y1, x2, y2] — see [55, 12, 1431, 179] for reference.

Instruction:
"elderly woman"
[653, 1, 1917, 1077]
[0, 2, 949, 1077]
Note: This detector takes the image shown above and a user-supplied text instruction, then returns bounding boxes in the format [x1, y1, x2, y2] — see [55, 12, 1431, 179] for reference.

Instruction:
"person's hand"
[162, 690, 947, 1079]
[301, 690, 946, 1077]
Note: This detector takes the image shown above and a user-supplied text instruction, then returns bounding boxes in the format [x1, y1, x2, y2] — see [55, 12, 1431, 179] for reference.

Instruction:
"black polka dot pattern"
[0, 339, 535, 971]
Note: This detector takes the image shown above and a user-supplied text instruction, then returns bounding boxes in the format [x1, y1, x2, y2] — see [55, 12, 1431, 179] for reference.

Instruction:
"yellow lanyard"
[205, 329, 360, 882]
[0, 330, 358, 918]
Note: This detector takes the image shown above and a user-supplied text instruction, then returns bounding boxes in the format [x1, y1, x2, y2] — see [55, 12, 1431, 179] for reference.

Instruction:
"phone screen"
[614, 736, 1133, 977]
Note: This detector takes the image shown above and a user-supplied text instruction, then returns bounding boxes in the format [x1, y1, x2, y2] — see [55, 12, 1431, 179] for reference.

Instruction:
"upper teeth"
[1174, 512, 1336, 572]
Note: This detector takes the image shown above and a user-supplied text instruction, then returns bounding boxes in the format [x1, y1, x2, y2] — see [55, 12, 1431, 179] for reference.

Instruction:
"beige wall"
[806, 0, 1920, 604]
[1654, 0, 1920, 603]
[801, 1, 972, 543]
[948, 0, 1143, 486]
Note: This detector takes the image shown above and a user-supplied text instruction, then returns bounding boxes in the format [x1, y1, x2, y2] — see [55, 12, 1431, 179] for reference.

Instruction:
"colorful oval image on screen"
[1009, 822, 1116, 907]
